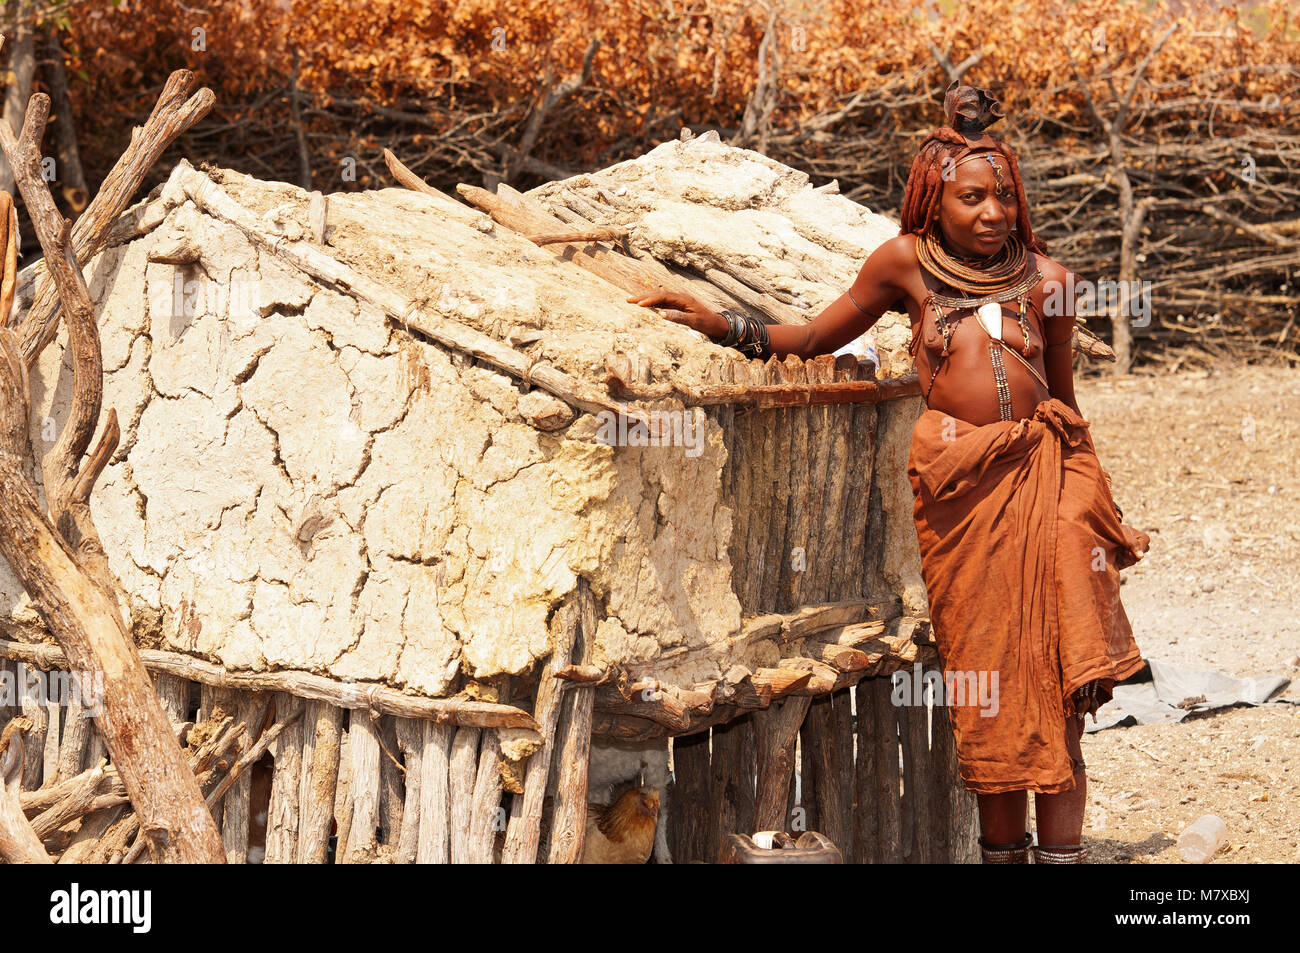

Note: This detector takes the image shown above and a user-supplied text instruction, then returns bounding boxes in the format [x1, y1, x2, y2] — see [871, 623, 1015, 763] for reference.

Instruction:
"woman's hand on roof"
[627, 289, 729, 340]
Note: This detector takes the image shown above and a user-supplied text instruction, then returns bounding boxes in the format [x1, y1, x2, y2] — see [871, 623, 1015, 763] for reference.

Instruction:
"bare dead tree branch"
[0, 37, 225, 863]
[10, 69, 215, 367]
[0, 717, 53, 863]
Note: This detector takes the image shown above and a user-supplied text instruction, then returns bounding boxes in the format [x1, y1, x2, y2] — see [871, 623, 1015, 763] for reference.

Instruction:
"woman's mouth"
[975, 231, 1005, 243]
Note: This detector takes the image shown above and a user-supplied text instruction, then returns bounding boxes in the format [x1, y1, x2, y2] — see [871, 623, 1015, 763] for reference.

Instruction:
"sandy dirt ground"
[1028, 364, 1300, 864]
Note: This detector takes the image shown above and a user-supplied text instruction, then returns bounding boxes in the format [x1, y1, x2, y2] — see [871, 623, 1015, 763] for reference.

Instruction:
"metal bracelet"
[736, 314, 771, 360]
[717, 309, 746, 347]
[847, 286, 873, 316]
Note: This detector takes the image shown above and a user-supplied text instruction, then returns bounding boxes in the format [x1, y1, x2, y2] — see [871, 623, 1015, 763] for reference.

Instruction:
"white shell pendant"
[976, 301, 1003, 341]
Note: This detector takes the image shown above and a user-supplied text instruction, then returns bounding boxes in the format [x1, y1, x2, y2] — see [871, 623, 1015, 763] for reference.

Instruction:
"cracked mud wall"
[0, 143, 930, 697]
[1, 176, 743, 694]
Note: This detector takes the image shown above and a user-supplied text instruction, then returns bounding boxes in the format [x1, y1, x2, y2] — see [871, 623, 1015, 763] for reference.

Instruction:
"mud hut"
[0, 130, 979, 863]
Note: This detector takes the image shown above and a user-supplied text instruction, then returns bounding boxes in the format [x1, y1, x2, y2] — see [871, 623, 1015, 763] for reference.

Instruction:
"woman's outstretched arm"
[628, 236, 912, 360]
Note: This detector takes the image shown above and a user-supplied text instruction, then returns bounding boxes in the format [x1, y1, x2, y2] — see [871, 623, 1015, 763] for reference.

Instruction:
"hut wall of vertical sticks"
[0, 134, 979, 863]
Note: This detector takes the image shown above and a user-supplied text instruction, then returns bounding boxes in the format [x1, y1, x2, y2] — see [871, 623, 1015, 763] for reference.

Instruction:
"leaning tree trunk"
[0, 44, 224, 863]
[0, 1, 36, 198]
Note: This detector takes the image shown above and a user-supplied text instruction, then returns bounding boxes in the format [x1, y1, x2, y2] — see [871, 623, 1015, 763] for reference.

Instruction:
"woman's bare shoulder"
[875, 233, 919, 263]
[1033, 252, 1075, 288]
[1032, 253, 1079, 332]
[859, 233, 919, 287]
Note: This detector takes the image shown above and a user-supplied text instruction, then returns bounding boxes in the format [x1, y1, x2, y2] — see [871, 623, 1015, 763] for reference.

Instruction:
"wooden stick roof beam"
[0, 639, 540, 731]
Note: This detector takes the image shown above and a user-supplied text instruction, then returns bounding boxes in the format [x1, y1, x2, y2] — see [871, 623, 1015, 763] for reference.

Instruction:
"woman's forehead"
[948, 152, 1008, 188]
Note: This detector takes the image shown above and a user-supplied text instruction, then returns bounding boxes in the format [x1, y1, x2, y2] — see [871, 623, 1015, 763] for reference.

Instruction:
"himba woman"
[630, 83, 1151, 864]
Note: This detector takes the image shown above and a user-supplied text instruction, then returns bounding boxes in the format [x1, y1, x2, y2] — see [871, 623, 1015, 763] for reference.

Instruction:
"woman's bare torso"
[890, 235, 1054, 426]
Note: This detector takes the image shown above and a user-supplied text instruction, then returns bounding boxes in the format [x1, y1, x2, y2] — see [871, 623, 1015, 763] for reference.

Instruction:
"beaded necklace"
[916, 231, 1046, 420]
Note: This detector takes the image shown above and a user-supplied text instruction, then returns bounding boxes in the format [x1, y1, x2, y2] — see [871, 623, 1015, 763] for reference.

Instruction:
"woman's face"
[938, 152, 1018, 258]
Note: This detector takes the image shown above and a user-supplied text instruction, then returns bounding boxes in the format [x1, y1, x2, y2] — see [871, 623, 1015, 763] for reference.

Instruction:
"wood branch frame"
[12, 69, 214, 366]
[0, 43, 224, 863]
[0, 640, 540, 730]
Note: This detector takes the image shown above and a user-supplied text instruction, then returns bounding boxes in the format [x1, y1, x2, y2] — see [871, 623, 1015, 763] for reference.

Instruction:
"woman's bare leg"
[1034, 712, 1087, 845]
[977, 790, 1028, 844]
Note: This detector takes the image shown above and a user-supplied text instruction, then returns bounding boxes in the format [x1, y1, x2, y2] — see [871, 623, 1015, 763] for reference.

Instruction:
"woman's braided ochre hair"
[899, 83, 1047, 255]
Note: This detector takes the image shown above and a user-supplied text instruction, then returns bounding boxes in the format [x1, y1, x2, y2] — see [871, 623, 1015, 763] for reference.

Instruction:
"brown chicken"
[580, 787, 660, 864]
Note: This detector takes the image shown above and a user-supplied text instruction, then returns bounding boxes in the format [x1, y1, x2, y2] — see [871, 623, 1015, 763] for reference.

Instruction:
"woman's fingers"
[626, 289, 717, 336]
[627, 290, 671, 306]
[628, 289, 693, 310]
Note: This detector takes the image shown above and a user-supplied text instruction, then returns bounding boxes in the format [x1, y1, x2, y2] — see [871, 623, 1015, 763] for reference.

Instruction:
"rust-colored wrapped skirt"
[907, 398, 1145, 795]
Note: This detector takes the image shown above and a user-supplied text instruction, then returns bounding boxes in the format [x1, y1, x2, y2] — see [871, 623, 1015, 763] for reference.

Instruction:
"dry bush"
[39, 0, 1300, 363]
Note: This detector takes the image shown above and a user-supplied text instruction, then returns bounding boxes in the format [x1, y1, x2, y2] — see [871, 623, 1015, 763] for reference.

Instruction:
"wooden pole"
[666, 729, 712, 863]
[340, 711, 381, 863]
[221, 693, 267, 864]
[393, 718, 422, 864]
[932, 699, 980, 863]
[296, 699, 342, 864]
[152, 673, 189, 727]
[899, 694, 932, 863]
[815, 402, 854, 603]
[0, 639, 539, 730]
[377, 716, 403, 848]
[503, 587, 580, 863]
[41, 700, 59, 786]
[852, 680, 876, 863]
[0, 660, 13, 729]
[547, 578, 597, 864]
[197, 685, 227, 830]
[759, 361, 791, 610]
[447, 726, 480, 864]
[753, 695, 811, 831]
[798, 696, 824, 836]
[0, 719, 53, 863]
[924, 697, 951, 863]
[820, 690, 854, 858]
[264, 695, 304, 863]
[869, 676, 902, 863]
[710, 713, 756, 854]
[837, 399, 878, 601]
[468, 698, 506, 863]
[56, 692, 92, 784]
[18, 667, 46, 789]
[775, 360, 811, 613]
[415, 722, 453, 863]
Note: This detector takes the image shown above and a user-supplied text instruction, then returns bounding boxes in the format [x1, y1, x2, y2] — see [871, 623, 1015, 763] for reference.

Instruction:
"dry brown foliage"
[33, 0, 1300, 363]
